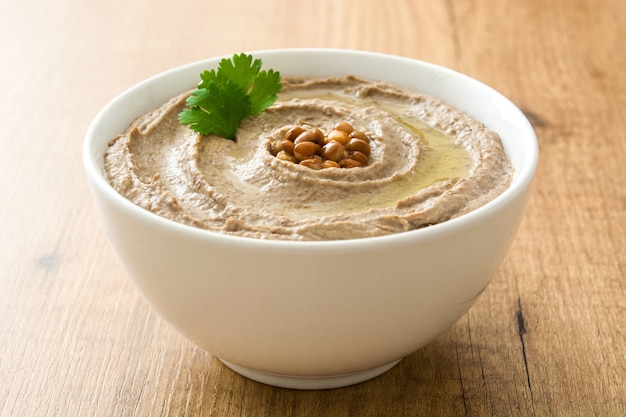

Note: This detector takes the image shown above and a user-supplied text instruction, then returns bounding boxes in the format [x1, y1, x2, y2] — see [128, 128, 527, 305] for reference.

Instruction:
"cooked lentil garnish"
[270, 122, 373, 169]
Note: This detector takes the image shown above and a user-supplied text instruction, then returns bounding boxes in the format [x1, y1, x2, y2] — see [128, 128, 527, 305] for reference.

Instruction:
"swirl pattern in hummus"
[105, 76, 513, 240]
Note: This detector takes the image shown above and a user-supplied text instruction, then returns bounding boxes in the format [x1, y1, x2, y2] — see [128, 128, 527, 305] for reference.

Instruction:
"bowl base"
[219, 358, 402, 390]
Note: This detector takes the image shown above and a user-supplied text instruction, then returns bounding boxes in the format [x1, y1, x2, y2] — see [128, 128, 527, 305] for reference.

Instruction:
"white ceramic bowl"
[83, 49, 538, 389]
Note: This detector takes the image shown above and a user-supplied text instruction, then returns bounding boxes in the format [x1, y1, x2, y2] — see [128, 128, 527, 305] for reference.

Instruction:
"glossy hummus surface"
[104, 76, 513, 240]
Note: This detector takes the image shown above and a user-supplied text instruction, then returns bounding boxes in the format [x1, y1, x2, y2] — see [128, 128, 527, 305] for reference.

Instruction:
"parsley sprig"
[178, 53, 282, 140]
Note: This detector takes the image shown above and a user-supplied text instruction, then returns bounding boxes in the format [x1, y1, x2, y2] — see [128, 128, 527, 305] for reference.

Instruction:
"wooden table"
[1, 0, 624, 415]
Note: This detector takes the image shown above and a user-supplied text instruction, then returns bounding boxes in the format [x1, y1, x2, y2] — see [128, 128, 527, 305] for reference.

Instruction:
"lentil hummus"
[105, 76, 513, 241]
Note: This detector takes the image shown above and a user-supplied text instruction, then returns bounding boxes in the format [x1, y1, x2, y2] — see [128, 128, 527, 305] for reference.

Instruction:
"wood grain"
[1, 0, 624, 415]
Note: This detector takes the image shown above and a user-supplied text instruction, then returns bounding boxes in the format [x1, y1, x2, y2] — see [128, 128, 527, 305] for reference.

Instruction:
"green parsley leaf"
[179, 53, 282, 140]
[217, 53, 262, 92]
[179, 80, 250, 139]
[197, 69, 220, 88]
[249, 69, 282, 115]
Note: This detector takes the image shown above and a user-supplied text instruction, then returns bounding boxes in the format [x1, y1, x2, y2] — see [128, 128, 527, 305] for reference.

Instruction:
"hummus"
[105, 76, 513, 241]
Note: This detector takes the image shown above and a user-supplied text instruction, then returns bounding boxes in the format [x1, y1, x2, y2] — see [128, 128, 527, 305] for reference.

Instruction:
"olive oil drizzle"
[229, 89, 473, 217]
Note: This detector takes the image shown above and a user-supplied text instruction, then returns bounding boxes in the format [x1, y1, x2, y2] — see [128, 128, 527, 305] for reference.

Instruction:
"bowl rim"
[83, 47, 538, 248]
